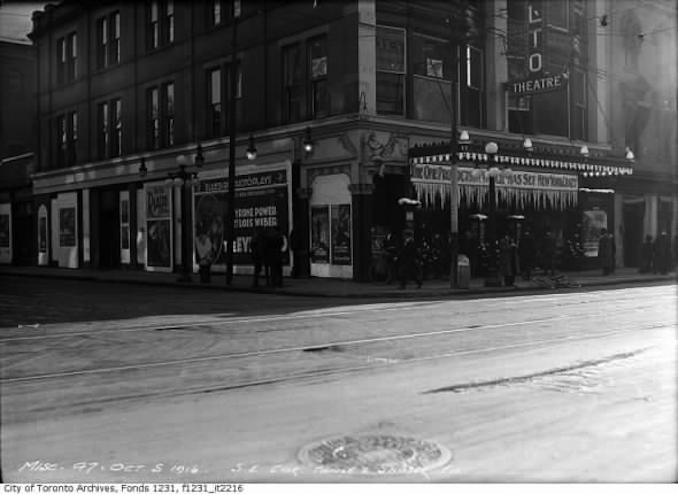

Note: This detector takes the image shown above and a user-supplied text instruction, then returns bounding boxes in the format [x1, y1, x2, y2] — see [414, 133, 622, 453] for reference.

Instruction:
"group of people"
[639, 232, 674, 275]
[250, 228, 287, 288]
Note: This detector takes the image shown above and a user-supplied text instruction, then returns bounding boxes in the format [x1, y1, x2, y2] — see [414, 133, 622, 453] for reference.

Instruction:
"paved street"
[0, 276, 676, 482]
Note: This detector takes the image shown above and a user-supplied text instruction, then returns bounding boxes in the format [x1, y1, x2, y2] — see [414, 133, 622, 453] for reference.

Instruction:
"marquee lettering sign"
[410, 163, 578, 210]
[508, 73, 567, 95]
[528, 1, 544, 73]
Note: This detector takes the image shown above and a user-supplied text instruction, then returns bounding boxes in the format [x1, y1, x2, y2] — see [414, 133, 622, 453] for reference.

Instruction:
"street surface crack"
[423, 349, 648, 394]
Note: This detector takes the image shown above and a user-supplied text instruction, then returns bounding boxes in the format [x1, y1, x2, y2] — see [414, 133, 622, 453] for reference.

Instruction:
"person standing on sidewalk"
[518, 229, 536, 280]
[250, 228, 266, 288]
[541, 229, 556, 276]
[499, 234, 519, 286]
[654, 231, 670, 275]
[640, 235, 654, 273]
[598, 228, 614, 275]
[397, 229, 422, 289]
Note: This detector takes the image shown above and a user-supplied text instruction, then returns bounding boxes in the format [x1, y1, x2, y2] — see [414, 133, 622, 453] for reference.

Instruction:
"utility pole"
[225, 0, 240, 285]
[449, 16, 460, 288]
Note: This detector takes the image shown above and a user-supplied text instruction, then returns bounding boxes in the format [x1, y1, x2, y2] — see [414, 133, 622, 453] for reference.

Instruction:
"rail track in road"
[1, 286, 674, 421]
[2, 287, 674, 342]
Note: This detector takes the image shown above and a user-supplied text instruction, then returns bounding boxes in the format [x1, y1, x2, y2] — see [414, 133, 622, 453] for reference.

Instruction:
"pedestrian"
[268, 227, 287, 287]
[541, 228, 556, 276]
[250, 228, 266, 287]
[397, 229, 422, 289]
[598, 228, 614, 275]
[654, 231, 670, 275]
[518, 229, 537, 280]
[289, 227, 305, 278]
[382, 230, 400, 284]
[499, 234, 518, 286]
[640, 234, 654, 273]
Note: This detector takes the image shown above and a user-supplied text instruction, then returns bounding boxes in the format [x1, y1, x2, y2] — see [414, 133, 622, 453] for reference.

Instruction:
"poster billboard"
[581, 209, 608, 257]
[310, 206, 330, 263]
[59, 207, 76, 247]
[145, 185, 172, 269]
[194, 169, 289, 266]
[330, 204, 351, 265]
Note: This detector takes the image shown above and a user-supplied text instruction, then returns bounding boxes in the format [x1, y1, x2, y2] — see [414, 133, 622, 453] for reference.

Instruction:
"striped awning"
[409, 151, 633, 177]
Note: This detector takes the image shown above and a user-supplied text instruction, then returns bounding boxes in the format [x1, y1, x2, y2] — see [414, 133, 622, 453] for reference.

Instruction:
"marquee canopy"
[408, 140, 634, 210]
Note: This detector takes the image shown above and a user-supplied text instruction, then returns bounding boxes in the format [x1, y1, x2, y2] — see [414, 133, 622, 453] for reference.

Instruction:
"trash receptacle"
[457, 254, 470, 289]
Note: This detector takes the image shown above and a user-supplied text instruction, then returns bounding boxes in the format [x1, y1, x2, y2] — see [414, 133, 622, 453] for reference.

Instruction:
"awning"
[410, 163, 578, 210]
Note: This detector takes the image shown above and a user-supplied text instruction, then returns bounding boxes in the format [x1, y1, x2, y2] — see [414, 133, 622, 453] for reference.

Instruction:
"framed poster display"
[145, 185, 172, 271]
[120, 191, 130, 263]
[59, 207, 76, 247]
[310, 206, 330, 263]
[330, 204, 351, 265]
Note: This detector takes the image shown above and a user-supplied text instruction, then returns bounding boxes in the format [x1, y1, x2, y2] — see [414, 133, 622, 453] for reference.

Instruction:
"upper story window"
[55, 110, 78, 167]
[97, 98, 122, 159]
[282, 44, 304, 123]
[410, 33, 451, 123]
[147, 0, 174, 51]
[460, 44, 484, 128]
[97, 11, 121, 69]
[205, 63, 241, 138]
[281, 34, 329, 123]
[57, 32, 78, 84]
[147, 82, 176, 149]
[309, 36, 328, 119]
[376, 26, 406, 116]
[571, 68, 586, 140]
[210, 0, 237, 26]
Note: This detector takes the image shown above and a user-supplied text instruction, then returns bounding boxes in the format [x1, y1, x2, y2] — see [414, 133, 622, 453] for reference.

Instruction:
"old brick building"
[25, 0, 677, 279]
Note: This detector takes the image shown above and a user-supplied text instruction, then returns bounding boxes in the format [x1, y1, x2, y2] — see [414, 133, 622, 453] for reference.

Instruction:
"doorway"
[622, 199, 644, 268]
[98, 189, 120, 268]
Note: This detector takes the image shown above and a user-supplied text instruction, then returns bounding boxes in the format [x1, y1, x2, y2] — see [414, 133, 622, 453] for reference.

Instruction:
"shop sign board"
[508, 73, 567, 96]
[195, 169, 289, 266]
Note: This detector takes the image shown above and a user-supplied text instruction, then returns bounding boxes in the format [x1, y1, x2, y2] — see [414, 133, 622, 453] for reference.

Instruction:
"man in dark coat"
[518, 230, 537, 280]
[598, 228, 614, 275]
[640, 235, 654, 273]
[397, 229, 422, 289]
[654, 231, 671, 275]
[250, 228, 266, 287]
[541, 229, 556, 276]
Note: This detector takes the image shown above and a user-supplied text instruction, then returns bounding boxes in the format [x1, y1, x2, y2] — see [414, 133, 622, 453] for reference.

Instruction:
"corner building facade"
[28, 0, 676, 280]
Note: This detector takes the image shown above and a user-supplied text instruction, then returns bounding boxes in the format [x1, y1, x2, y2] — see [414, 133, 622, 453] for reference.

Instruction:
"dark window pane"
[376, 72, 404, 115]
[376, 26, 405, 72]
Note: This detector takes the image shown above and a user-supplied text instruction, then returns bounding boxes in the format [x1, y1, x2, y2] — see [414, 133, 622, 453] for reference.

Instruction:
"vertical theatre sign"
[194, 168, 289, 266]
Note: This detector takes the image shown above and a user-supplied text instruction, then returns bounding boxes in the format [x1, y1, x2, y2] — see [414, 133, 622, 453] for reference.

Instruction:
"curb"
[1, 268, 675, 299]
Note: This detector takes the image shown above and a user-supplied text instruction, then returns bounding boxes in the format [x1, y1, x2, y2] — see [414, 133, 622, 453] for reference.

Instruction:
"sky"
[0, 1, 49, 44]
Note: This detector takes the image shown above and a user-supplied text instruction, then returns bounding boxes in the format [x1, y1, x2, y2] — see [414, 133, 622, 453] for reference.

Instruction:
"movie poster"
[310, 206, 330, 263]
[331, 204, 351, 265]
[39, 216, 47, 253]
[147, 219, 171, 267]
[0, 214, 9, 248]
[194, 169, 289, 266]
[146, 186, 172, 269]
[59, 207, 76, 247]
[581, 209, 608, 257]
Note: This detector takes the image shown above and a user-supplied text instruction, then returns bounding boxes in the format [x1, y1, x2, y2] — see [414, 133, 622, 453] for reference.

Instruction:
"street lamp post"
[483, 141, 501, 287]
[225, 1, 241, 286]
[448, 16, 460, 288]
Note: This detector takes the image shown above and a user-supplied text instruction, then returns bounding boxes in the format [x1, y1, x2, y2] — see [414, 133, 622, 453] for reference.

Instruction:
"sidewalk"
[0, 264, 675, 298]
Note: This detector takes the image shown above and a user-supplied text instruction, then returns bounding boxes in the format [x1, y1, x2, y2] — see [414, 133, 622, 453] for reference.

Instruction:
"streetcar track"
[1, 291, 674, 343]
[2, 315, 672, 384]
[2, 327, 664, 417]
